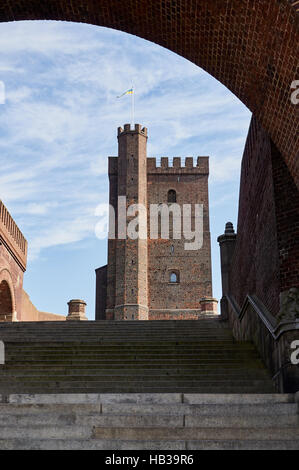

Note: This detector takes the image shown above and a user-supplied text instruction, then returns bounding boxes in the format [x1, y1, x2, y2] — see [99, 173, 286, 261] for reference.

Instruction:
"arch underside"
[0, 0, 297, 186]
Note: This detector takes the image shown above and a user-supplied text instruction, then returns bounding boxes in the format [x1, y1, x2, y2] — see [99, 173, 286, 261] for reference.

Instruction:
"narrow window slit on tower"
[167, 189, 177, 203]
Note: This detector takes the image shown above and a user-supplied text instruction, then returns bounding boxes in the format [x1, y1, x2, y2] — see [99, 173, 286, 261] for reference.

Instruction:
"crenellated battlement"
[147, 156, 209, 174]
[118, 123, 148, 137]
[108, 155, 209, 175]
[0, 200, 27, 271]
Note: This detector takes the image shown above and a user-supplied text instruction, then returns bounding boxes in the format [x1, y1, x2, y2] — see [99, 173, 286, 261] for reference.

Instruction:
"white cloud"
[23, 202, 57, 215]
[6, 86, 32, 104]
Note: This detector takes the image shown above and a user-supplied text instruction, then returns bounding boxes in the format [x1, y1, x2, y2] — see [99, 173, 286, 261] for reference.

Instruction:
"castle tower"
[95, 124, 217, 320]
[106, 124, 149, 320]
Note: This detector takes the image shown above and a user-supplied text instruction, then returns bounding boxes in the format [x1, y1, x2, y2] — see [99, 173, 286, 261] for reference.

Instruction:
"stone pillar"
[217, 222, 237, 320]
[67, 299, 88, 321]
[199, 297, 218, 315]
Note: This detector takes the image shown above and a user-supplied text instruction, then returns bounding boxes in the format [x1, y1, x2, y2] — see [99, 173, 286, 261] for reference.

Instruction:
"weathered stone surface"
[0, 392, 297, 449]
[99, 393, 182, 405]
[278, 288, 299, 322]
[8, 394, 102, 404]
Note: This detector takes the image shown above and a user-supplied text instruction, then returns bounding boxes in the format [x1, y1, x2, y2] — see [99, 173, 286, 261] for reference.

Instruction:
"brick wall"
[0, 245, 23, 320]
[0, 201, 27, 320]
[147, 158, 213, 315]
[271, 142, 299, 293]
[229, 116, 299, 317]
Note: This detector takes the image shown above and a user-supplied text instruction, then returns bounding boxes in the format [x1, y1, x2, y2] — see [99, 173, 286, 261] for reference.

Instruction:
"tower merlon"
[118, 124, 148, 137]
[147, 156, 209, 174]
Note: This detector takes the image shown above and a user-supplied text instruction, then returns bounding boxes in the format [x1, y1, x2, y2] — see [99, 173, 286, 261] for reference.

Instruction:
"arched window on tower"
[167, 189, 177, 203]
[169, 271, 179, 283]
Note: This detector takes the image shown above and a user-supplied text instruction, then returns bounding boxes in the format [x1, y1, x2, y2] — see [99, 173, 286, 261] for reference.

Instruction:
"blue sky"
[0, 21, 251, 319]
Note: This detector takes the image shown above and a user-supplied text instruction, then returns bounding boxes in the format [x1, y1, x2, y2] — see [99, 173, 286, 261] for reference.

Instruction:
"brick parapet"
[0, 201, 27, 272]
[147, 157, 209, 174]
[109, 156, 209, 176]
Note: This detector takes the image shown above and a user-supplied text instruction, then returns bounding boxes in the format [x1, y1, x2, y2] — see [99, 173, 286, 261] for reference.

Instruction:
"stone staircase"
[0, 317, 276, 394]
[0, 317, 298, 449]
[0, 393, 298, 449]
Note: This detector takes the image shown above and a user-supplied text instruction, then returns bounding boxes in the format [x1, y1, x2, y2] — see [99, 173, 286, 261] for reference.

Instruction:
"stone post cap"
[225, 222, 235, 234]
[67, 299, 87, 306]
[199, 297, 218, 303]
[67, 299, 88, 321]
[217, 221, 237, 244]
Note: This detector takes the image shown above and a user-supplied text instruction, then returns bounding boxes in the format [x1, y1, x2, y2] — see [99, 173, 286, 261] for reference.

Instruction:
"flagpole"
[116, 86, 135, 126]
[131, 84, 134, 127]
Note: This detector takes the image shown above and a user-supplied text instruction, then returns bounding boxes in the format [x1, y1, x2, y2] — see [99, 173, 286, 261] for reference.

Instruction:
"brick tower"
[108, 124, 148, 320]
[95, 124, 217, 320]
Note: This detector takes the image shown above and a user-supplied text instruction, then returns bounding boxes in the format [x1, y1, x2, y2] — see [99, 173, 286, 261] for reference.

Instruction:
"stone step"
[0, 386, 276, 394]
[0, 373, 272, 383]
[4, 349, 261, 357]
[0, 402, 296, 416]
[2, 362, 267, 370]
[0, 324, 228, 328]
[0, 320, 276, 395]
[4, 356, 262, 364]
[4, 336, 237, 340]
[1, 438, 299, 450]
[1, 387, 277, 394]
[1, 324, 223, 328]
[92, 426, 299, 441]
[0, 324, 229, 330]
[100, 402, 298, 416]
[5, 348, 259, 355]
[1, 337, 235, 343]
[0, 396, 299, 419]
[0, 425, 91, 440]
[1, 329, 225, 332]
[3, 342, 256, 348]
[2, 392, 294, 405]
[6, 343, 253, 351]
[0, 374, 266, 383]
[0, 359, 262, 370]
[0, 369, 271, 377]
[2, 328, 228, 331]
[0, 319, 220, 327]
[185, 440, 299, 450]
[0, 412, 297, 428]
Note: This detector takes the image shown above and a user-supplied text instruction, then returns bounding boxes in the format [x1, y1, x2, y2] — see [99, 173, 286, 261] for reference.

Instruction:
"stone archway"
[0, 0, 298, 186]
[0, 269, 16, 322]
